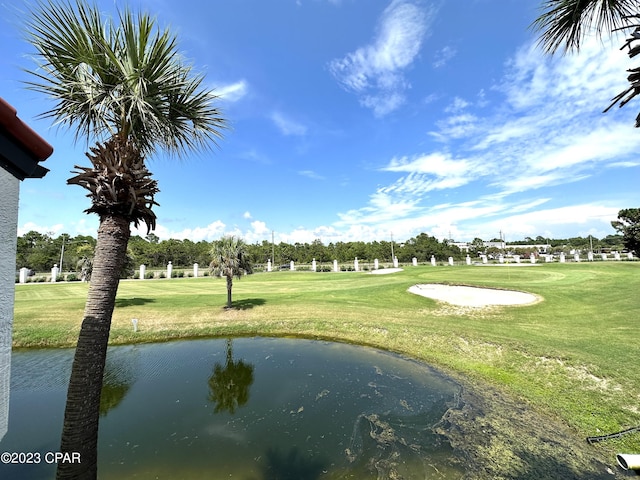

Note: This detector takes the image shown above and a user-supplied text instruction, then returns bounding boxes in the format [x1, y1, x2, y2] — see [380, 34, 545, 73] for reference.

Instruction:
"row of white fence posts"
[137, 262, 201, 280]
[136, 251, 634, 279]
[20, 251, 637, 284]
[125, 250, 640, 279]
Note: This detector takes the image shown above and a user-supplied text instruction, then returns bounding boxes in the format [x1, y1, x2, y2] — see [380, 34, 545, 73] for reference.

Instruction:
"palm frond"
[532, 0, 636, 53]
[23, 0, 226, 157]
[24, 0, 119, 141]
[603, 17, 640, 125]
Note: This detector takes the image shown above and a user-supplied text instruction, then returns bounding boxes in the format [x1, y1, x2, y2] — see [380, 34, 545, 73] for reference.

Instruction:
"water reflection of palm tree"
[208, 340, 254, 414]
[99, 348, 137, 416]
[99, 382, 130, 417]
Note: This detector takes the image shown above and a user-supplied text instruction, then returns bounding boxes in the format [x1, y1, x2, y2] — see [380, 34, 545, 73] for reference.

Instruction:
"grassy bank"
[13, 262, 640, 468]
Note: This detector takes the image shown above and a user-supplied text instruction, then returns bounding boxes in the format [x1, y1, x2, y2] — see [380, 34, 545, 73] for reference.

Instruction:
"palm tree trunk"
[226, 275, 233, 308]
[57, 215, 130, 480]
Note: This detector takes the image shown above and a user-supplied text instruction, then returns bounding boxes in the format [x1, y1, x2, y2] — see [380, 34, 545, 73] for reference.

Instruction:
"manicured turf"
[13, 262, 640, 455]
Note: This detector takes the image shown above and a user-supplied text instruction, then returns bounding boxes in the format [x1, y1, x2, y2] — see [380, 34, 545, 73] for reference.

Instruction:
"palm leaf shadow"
[115, 297, 156, 307]
[229, 298, 266, 310]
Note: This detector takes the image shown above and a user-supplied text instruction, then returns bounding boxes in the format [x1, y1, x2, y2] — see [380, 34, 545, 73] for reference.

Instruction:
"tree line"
[16, 230, 629, 274]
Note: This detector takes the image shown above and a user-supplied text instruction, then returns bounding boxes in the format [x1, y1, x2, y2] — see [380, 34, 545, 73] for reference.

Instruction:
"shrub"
[66, 273, 79, 282]
[145, 272, 155, 279]
[159, 272, 166, 279]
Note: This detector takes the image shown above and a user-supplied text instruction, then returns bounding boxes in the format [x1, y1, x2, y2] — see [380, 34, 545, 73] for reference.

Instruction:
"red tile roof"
[0, 97, 53, 179]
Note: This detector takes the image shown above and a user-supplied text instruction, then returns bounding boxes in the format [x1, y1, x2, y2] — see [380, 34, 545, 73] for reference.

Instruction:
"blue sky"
[2, 0, 639, 244]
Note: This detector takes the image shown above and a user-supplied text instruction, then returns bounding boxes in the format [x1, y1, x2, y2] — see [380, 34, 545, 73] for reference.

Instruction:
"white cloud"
[433, 113, 479, 139]
[141, 221, 227, 242]
[328, 0, 434, 116]
[422, 37, 640, 198]
[477, 204, 620, 241]
[271, 111, 308, 136]
[332, 195, 622, 244]
[238, 149, 271, 165]
[130, 218, 272, 244]
[241, 220, 271, 243]
[360, 91, 407, 118]
[298, 170, 325, 180]
[250, 220, 269, 236]
[17, 222, 65, 237]
[384, 152, 473, 177]
[494, 174, 578, 195]
[444, 96, 469, 113]
[501, 37, 629, 112]
[377, 154, 479, 204]
[243, 211, 252, 219]
[214, 79, 248, 102]
[534, 126, 640, 173]
[433, 45, 456, 68]
[336, 186, 422, 226]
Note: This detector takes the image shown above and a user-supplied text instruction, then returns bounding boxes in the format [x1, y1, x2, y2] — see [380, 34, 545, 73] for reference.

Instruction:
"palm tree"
[210, 236, 253, 308]
[23, 1, 226, 478]
[532, 1, 640, 125]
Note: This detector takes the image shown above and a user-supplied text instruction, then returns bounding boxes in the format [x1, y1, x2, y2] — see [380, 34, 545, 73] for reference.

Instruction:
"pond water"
[0, 337, 466, 479]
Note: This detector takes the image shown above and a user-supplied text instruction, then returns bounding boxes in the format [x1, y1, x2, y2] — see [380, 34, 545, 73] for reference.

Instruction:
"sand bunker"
[409, 284, 538, 307]
[369, 268, 403, 275]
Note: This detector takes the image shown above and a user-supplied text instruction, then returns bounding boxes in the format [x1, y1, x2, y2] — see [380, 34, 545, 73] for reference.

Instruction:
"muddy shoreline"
[436, 377, 636, 479]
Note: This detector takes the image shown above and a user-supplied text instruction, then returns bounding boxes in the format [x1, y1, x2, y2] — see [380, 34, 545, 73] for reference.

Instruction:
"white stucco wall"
[0, 167, 19, 441]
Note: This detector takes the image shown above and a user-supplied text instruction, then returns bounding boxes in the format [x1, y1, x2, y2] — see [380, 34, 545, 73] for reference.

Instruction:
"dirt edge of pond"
[433, 377, 631, 479]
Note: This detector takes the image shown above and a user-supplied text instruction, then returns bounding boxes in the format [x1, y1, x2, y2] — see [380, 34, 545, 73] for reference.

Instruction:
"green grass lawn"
[13, 262, 640, 459]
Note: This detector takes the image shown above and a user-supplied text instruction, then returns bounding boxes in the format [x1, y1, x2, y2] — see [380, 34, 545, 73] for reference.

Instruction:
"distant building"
[506, 244, 552, 253]
[449, 240, 551, 253]
[479, 242, 551, 253]
[449, 241, 470, 252]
